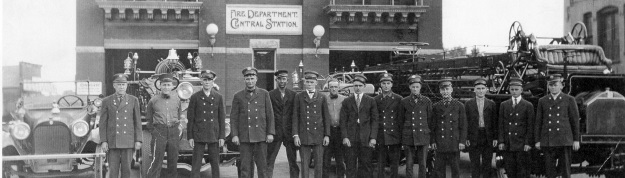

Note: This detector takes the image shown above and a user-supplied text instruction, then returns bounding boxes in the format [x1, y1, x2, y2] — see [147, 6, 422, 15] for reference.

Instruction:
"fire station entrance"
[329, 51, 391, 73]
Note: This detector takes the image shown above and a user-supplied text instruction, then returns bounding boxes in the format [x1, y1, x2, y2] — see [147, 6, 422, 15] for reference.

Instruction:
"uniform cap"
[242, 67, 258, 76]
[548, 74, 563, 84]
[159, 73, 176, 83]
[408, 75, 422, 85]
[112, 73, 128, 83]
[509, 76, 523, 86]
[200, 70, 217, 80]
[274, 70, 289, 79]
[352, 73, 367, 84]
[474, 78, 487, 86]
[304, 71, 320, 80]
[379, 73, 393, 82]
[439, 77, 453, 88]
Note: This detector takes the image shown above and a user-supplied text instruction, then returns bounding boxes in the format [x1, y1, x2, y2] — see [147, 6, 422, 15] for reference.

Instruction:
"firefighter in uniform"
[293, 71, 331, 178]
[374, 73, 402, 178]
[187, 70, 225, 178]
[400, 75, 433, 178]
[323, 79, 347, 178]
[267, 69, 299, 178]
[535, 74, 580, 178]
[145, 73, 184, 178]
[340, 74, 379, 178]
[465, 78, 497, 178]
[498, 76, 534, 178]
[99, 73, 142, 178]
[231, 67, 276, 178]
[431, 77, 467, 178]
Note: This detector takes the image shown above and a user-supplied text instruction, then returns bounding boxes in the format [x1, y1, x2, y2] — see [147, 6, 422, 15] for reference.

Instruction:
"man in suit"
[465, 78, 497, 178]
[498, 76, 534, 178]
[535, 74, 580, 178]
[340, 73, 379, 178]
[400, 75, 433, 178]
[99, 73, 142, 178]
[230, 67, 275, 178]
[374, 73, 402, 178]
[187, 70, 225, 178]
[267, 69, 299, 178]
[323, 79, 347, 178]
[432, 77, 467, 178]
[293, 71, 331, 178]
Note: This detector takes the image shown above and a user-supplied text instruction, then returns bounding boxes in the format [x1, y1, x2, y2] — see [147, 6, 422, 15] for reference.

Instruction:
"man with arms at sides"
[99, 74, 142, 178]
[340, 74, 379, 178]
[267, 69, 299, 178]
[230, 67, 275, 178]
[399, 75, 432, 178]
[373, 73, 402, 178]
[535, 74, 580, 178]
[187, 70, 225, 178]
[322, 79, 347, 178]
[293, 71, 331, 178]
[498, 76, 534, 178]
[465, 78, 497, 178]
[431, 77, 467, 178]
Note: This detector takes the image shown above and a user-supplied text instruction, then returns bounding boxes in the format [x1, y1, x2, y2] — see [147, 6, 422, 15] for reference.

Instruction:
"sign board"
[226, 4, 302, 35]
[76, 82, 102, 95]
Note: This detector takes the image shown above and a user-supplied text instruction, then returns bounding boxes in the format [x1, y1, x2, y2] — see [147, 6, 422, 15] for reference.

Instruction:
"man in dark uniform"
[535, 74, 580, 178]
[432, 77, 467, 178]
[99, 73, 142, 178]
[498, 76, 534, 178]
[323, 79, 347, 178]
[400, 75, 433, 178]
[374, 73, 402, 178]
[293, 71, 331, 178]
[231, 67, 275, 178]
[187, 70, 225, 178]
[340, 74, 379, 178]
[267, 69, 299, 178]
[146, 73, 183, 178]
[465, 78, 497, 178]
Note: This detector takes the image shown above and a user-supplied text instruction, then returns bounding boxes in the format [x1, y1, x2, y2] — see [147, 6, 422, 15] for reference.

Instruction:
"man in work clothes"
[293, 71, 331, 178]
[231, 67, 275, 178]
[267, 69, 299, 178]
[465, 78, 497, 178]
[431, 77, 467, 178]
[399, 75, 432, 178]
[374, 73, 402, 178]
[145, 73, 183, 178]
[187, 70, 225, 178]
[340, 74, 379, 178]
[322, 79, 347, 178]
[498, 76, 534, 178]
[99, 73, 142, 178]
[535, 74, 580, 178]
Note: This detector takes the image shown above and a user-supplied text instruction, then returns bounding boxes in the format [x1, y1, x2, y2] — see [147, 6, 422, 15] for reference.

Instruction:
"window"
[253, 49, 275, 90]
[583, 12, 592, 44]
[598, 6, 620, 63]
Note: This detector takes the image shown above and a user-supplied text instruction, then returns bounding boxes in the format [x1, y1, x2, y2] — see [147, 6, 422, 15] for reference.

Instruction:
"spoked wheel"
[570, 22, 588, 44]
[57, 95, 85, 107]
[508, 21, 524, 52]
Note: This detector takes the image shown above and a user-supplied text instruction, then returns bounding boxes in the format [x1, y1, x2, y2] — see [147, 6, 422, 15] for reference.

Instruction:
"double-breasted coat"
[292, 91, 331, 145]
[230, 88, 276, 143]
[535, 93, 580, 147]
[374, 92, 403, 145]
[432, 99, 467, 152]
[99, 94, 143, 148]
[269, 88, 296, 142]
[465, 98, 497, 144]
[340, 94, 379, 145]
[498, 98, 534, 151]
[187, 91, 226, 143]
[399, 94, 433, 146]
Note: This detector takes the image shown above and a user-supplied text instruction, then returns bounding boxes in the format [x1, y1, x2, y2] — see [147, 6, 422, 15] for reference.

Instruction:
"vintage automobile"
[321, 69, 386, 96]
[2, 81, 105, 177]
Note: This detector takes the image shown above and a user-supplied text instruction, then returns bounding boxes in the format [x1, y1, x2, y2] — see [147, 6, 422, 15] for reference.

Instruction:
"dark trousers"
[434, 152, 460, 178]
[267, 136, 299, 178]
[504, 151, 528, 178]
[468, 129, 494, 178]
[107, 148, 133, 178]
[146, 125, 180, 178]
[405, 145, 428, 178]
[240, 142, 268, 178]
[301, 144, 324, 178]
[377, 143, 400, 178]
[191, 142, 219, 178]
[323, 126, 345, 178]
[346, 142, 373, 178]
[544, 146, 572, 178]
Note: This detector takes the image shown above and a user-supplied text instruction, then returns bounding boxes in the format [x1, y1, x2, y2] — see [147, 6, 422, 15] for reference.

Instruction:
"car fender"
[3, 130, 15, 149]
[89, 126, 100, 144]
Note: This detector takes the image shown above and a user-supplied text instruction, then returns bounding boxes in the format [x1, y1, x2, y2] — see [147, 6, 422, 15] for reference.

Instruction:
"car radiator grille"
[34, 125, 71, 154]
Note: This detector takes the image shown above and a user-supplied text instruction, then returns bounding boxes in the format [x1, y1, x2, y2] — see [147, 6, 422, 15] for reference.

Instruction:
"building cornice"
[324, 5, 428, 25]
[96, 1, 202, 21]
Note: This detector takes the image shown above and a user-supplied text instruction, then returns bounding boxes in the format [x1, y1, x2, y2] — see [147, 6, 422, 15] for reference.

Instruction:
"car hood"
[23, 107, 89, 127]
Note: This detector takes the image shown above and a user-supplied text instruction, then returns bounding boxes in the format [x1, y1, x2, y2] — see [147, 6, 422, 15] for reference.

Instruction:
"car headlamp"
[94, 98, 102, 107]
[11, 122, 30, 140]
[72, 120, 90, 137]
[177, 82, 194, 100]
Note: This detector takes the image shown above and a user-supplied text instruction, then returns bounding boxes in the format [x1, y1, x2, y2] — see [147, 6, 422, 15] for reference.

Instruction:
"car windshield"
[21, 81, 101, 109]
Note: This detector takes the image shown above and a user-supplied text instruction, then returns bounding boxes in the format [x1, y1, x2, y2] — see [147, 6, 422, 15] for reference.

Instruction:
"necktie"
[356, 94, 361, 109]
[118, 95, 123, 103]
[513, 99, 517, 108]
